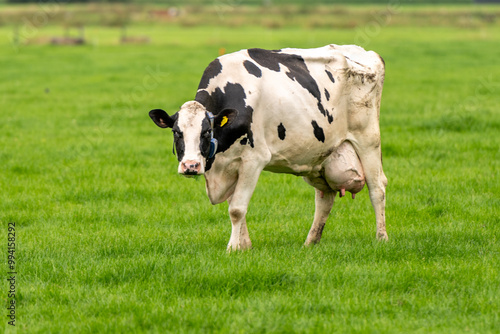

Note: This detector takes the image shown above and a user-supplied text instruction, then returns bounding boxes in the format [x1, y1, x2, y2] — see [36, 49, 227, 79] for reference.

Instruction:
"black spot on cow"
[198, 58, 223, 90]
[171, 124, 185, 162]
[277, 123, 286, 140]
[195, 81, 255, 156]
[311, 120, 325, 143]
[248, 48, 321, 101]
[324, 89, 330, 101]
[194, 90, 214, 113]
[317, 102, 326, 117]
[248, 48, 334, 124]
[248, 48, 281, 72]
[325, 70, 335, 83]
[243, 60, 262, 78]
[317, 102, 334, 124]
[240, 137, 248, 145]
[199, 117, 212, 159]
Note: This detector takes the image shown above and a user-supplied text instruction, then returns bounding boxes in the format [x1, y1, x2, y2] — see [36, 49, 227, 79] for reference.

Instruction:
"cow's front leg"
[226, 166, 263, 251]
[227, 196, 252, 251]
[305, 188, 335, 246]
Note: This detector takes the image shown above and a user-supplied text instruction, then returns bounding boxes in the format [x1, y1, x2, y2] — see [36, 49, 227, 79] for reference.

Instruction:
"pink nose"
[181, 160, 201, 174]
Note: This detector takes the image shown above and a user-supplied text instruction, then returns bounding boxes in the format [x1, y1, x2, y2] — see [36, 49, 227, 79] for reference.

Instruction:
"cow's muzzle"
[180, 160, 201, 175]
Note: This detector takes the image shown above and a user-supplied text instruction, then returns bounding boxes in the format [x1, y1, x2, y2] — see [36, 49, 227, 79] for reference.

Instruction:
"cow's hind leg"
[351, 141, 388, 240]
[304, 188, 335, 246]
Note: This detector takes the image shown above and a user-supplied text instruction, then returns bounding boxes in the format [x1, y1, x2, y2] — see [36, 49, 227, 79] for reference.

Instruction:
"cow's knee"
[369, 186, 386, 203]
[227, 206, 252, 251]
[229, 207, 246, 222]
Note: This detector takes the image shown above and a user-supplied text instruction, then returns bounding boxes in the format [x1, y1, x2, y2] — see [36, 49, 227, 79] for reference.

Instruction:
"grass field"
[1, 5, 500, 333]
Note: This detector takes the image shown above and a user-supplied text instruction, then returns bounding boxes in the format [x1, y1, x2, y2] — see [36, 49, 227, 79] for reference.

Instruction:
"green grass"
[1, 13, 500, 334]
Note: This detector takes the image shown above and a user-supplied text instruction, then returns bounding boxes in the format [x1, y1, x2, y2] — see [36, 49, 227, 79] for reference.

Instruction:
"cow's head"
[149, 101, 237, 176]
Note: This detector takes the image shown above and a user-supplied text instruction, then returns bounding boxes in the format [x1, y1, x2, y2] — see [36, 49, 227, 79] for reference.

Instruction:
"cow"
[149, 44, 388, 250]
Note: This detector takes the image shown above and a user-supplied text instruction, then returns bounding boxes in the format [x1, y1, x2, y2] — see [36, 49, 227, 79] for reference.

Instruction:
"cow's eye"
[173, 130, 182, 139]
[202, 130, 211, 138]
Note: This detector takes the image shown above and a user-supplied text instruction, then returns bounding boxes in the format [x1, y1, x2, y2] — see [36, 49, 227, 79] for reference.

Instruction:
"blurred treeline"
[0, 0, 477, 4]
[0, 3, 498, 29]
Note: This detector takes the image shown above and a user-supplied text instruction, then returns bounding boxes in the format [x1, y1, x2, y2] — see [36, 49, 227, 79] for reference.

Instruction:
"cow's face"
[149, 101, 236, 176]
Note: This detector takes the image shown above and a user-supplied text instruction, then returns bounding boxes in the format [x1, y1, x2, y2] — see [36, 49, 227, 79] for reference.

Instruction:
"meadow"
[1, 4, 499, 333]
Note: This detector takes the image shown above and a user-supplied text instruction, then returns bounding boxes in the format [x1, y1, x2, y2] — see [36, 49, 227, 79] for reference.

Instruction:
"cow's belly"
[265, 141, 365, 195]
[264, 146, 334, 176]
[264, 161, 322, 176]
[262, 120, 348, 176]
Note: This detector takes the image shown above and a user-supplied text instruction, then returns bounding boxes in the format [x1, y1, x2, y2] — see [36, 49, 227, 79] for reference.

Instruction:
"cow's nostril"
[182, 160, 201, 173]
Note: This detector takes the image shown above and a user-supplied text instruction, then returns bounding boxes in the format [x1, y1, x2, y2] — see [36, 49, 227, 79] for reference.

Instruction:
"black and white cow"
[149, 44, 388, 250]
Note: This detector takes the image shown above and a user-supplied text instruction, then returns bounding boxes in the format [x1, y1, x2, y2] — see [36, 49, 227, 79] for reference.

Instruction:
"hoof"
[377, 232, 389, 241]
[226, 242, 252, 252]
[304, 238, 321, 247]
[304, 242, 319, 247]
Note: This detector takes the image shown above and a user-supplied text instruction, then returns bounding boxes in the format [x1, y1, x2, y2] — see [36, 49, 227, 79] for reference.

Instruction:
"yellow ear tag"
[220, 116, 228, 127]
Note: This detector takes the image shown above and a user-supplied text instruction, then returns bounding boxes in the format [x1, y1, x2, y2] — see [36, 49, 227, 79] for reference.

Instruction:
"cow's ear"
[215, 108, 238, 129]
[149, 109, 175, 128]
